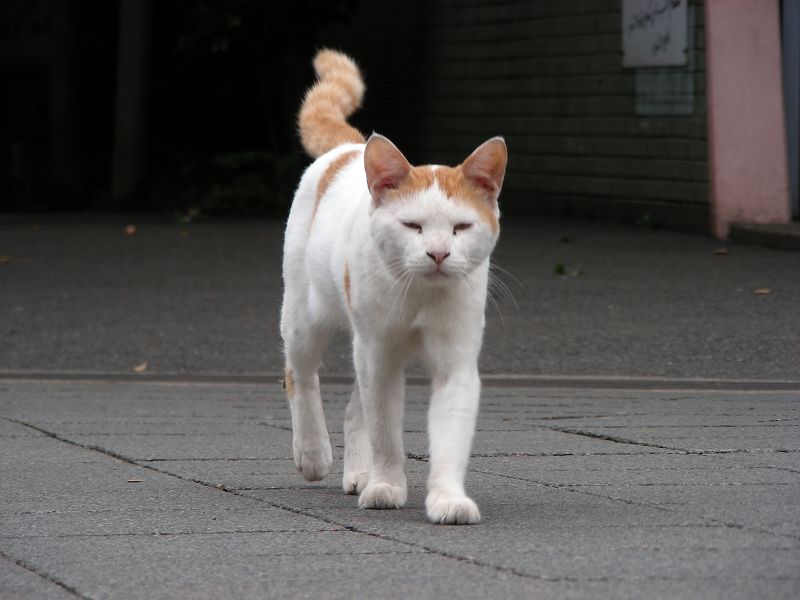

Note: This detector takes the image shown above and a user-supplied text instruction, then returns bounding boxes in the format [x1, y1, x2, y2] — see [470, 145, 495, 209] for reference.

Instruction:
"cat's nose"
[426, 250, 450, 265]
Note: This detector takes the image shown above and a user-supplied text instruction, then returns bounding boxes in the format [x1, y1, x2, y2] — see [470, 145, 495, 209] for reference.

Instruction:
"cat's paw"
[358, 482, 407, 509]
[426, 494, 480, 525]
[343, 471, 369, 495]
[294, 441, 333, 482]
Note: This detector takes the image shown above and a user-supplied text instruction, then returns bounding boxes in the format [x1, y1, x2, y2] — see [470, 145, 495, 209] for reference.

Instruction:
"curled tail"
[298, 49, 366, 158]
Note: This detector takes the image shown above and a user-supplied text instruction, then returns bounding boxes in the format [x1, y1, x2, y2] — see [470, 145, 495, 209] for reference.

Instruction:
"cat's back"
[285, 143, 367, 242]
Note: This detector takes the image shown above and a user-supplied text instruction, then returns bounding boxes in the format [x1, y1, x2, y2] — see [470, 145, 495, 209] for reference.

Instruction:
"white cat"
[281, 49, 507, 524]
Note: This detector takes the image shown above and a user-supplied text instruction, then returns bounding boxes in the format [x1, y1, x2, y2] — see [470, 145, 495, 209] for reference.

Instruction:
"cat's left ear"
[364, 133, 412, 206]
[461, 137, 508, 205]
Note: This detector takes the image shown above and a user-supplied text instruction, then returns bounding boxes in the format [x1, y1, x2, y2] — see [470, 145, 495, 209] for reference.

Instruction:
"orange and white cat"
[281, 50, 507, 524]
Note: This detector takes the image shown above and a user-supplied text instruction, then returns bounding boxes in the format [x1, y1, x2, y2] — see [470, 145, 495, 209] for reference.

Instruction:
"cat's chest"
[356, 282, 461, 329]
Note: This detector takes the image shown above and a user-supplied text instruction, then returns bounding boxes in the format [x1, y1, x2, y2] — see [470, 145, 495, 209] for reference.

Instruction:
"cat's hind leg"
[282, 314, 333, 482]
[342, 386, 370, 494]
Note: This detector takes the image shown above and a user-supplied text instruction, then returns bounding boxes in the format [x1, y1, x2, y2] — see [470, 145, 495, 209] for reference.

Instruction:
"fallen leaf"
[178, 229, 189, 238]
[753, 289, 771, 295]
[712, 248, 729, 256]
[0, 255, 32, 264]
[127, 478, 143, 483]
[31, 224, 40, 231]
[554, 263, 566, 275]
[132, 361, 148, 373]
[124, 224, 137, 236]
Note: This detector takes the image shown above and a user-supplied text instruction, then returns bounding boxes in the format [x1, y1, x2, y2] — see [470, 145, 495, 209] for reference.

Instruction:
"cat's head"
[364, 134, 507, 284]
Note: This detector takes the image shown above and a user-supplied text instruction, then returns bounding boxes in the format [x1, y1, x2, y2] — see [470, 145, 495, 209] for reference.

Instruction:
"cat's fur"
[281, 49, 507, 524]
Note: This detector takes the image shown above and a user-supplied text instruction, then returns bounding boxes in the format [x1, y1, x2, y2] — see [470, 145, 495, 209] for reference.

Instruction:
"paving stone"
[553, 578, 800, 600]
[0, 435, 269, 516]
[252, 470, 710, 530]
[30, 416, 280, 436]
[0, 420, 45, 437]
[145, 458, 310, 490]
[149, 455, 432, 492]
[579, 484, 800, 537]
[314, 514, 798, 581]
[553, 424, 800, 452]
[469, 453, 800, 486]
[0, 435, 117, 465]
[1, 505, 328, 538]
[2, 380, 799, 599]
[0, 557, 77, 600]
[65, 431, 294, 461]
[1, 539, 553, 600]
[399, 429, 672, 458]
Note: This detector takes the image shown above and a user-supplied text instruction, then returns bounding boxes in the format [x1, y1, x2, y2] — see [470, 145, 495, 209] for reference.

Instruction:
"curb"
[729, 222, 800, 251]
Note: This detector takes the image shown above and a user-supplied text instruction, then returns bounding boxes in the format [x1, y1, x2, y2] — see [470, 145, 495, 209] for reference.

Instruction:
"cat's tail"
[298, 49, 366, 158]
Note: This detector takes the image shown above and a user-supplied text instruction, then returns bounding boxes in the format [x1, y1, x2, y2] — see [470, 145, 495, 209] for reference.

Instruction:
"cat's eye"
[402, 222, 422, 233]
[453, 223, 473, 235]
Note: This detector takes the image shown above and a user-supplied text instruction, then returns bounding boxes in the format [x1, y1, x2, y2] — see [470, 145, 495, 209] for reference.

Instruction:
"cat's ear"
[461, 137, 508, 205]
[364, 133, 412, 206]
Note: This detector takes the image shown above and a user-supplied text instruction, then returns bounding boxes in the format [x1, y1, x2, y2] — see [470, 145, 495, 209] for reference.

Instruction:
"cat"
[281, 49, 507, 524]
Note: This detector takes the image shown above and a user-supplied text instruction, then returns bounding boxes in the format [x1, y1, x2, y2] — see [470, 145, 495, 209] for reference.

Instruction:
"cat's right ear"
[364, 134, 411, 206]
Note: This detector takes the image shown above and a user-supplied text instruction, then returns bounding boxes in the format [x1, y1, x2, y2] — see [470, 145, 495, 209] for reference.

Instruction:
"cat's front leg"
[343, 386, 370, 494]
[354, 337, 408, 509]
[426, 367, 481, 524]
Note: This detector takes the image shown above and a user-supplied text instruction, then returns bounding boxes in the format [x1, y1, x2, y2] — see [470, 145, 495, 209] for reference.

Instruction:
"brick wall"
[319, 0, 709, 231]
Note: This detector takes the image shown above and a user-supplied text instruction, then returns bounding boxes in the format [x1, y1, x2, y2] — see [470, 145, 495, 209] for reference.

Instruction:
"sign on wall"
[623, 0, 689, 67]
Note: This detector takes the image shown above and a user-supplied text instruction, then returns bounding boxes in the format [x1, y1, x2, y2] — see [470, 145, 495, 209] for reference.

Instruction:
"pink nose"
[426, 250, 450, 265]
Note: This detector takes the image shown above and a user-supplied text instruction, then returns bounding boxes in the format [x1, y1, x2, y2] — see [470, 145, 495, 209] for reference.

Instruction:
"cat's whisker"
[488, 275, 518, 312]
[490, 262, 524, 288]
[458, 271, 507, 334]
[397, 270, 415, 316]
[488, 263, 520, 312]
[385, 268, 414, 319]
[362, 260, 406, 291]
[485, 285, 507, 334]
[385, 273, 408, 315]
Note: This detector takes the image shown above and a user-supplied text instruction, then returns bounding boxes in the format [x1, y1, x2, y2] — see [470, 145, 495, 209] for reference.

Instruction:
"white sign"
[623, 0, 688, 67]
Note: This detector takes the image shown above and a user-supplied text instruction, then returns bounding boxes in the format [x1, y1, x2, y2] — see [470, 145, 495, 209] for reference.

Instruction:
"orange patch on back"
[343, 262, 352, 310]
[284, 367, 295, 399]
[312, 150, 360, 226]
[434, 167, 499, 233]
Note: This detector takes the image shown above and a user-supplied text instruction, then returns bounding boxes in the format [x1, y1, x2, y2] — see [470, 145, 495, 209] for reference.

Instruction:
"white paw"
[426, 495, 480, 525]
[343, 471, 369, 495]
[294, 440, 333, 482]
[358, 482, 407, 509]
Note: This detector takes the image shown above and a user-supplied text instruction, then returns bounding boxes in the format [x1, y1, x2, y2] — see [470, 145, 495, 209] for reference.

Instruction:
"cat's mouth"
[424, 269, 450, 280]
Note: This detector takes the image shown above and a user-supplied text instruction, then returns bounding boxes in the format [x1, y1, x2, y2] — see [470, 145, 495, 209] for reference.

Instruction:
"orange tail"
[297, 49, 366, 158]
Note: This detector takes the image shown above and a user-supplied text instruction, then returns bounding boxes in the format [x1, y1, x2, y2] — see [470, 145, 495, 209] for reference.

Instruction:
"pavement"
[1, 215, 799, 599]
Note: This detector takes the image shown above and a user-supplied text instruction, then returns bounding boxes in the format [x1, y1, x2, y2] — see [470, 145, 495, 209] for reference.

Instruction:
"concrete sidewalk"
[1, 216, 799, 599]
[1, 378, 798, 599]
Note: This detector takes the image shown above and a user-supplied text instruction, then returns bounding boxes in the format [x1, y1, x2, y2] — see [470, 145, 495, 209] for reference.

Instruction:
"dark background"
[1, 0, 365, 217]
[1, 0, 717, 231]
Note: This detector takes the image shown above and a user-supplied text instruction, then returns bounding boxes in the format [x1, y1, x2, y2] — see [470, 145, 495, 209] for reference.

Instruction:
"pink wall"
[705, 0, 791, 238]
